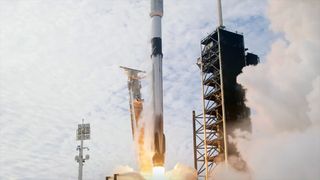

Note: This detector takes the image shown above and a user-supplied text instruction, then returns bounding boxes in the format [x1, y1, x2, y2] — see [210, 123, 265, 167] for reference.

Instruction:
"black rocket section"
[151, 38, 162, 56]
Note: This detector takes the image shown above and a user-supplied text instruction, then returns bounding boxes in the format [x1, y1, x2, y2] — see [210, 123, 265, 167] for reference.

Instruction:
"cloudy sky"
[2, 0, 315, 179]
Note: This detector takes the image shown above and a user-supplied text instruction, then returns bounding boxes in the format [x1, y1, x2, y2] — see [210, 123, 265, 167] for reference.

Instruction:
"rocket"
[150, 0, 165, 167]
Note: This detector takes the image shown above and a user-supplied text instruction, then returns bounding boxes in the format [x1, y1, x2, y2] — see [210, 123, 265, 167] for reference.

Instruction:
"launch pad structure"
[192, 26, 259, 180]
[192, 1, 259, 179]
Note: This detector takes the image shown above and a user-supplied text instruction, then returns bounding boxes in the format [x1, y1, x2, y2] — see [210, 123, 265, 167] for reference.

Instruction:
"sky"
[0, 0, 284, 179]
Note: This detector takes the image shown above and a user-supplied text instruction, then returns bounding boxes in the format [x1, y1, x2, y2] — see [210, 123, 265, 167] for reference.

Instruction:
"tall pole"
[217, 0, 223, 27]
[75, 119, 90, 180]
[78, 138, 83, 180]
[192, 111, 198, 171]
[217, 29, 228, 164]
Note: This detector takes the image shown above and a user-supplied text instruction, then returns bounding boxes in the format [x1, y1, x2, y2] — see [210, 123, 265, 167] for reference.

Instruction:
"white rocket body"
[150, 0, 165, 167]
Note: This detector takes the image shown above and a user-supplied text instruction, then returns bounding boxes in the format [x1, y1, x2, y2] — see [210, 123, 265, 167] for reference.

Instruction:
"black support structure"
[193, 27, 259, 180]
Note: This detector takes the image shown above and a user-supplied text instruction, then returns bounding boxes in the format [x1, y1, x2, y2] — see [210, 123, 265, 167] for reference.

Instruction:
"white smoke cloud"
[211, 160, 251, 180]
[234, 0, 320, 179]
[307, 77, 320, 125]
[165, 163, 197, 180]
[110, 163, 197, 180]
[111, 166, 145, 180]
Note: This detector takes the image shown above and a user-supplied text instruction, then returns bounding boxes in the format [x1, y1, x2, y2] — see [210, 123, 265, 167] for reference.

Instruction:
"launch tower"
[192, 0, 259, 179]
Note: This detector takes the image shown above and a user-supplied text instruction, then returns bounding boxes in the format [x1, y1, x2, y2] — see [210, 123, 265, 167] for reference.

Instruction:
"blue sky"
[0, 0, 279, 179]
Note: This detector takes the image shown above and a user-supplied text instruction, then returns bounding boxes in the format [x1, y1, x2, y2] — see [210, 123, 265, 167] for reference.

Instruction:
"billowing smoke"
[165, 163, 197, 180]
[222, 0, 320, 179]
[110, 166, 145, 180]
[111, 163, 197, 180]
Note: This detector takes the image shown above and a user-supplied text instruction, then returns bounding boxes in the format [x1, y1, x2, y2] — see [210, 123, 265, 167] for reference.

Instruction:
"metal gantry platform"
[193, 25, 260, 179]
[193, 27, 227, 180]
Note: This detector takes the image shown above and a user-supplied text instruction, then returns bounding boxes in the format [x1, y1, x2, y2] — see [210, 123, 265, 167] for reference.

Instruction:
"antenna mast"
[75, 119, 90, 180]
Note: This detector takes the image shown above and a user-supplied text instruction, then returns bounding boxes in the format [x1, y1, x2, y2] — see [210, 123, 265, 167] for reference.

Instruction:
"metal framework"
[193, 28, 227, 180]
[120, 66, 145, 137]
[120, 66, 153, 173]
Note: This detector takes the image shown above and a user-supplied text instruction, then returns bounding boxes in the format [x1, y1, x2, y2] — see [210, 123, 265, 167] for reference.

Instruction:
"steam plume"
[232, 0, 320, 179]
